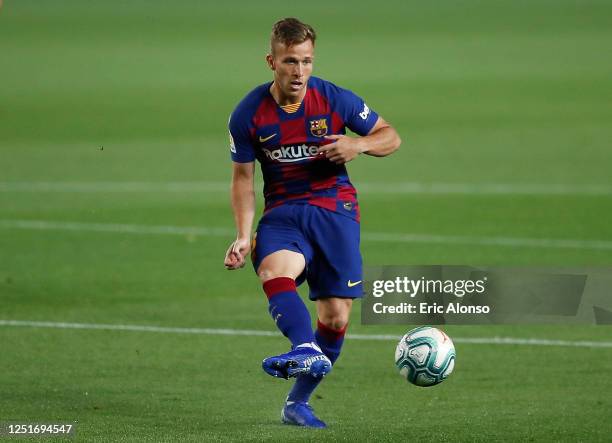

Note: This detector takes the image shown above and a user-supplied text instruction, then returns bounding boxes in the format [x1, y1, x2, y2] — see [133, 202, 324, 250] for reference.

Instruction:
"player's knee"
[257, 268, 295, 284]
[318, 312, 349, 331]
[318, 298, 352, 329]
[257, 268, 277, 283]
[257, 250, 306, 283]
[319, 316, 348, 331]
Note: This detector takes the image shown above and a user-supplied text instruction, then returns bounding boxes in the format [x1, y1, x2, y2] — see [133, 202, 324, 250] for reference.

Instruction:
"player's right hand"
[224, 237, 251, 270]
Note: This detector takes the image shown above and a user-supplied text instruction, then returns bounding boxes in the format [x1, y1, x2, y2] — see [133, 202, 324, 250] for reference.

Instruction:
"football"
[395, 326, 456, 387]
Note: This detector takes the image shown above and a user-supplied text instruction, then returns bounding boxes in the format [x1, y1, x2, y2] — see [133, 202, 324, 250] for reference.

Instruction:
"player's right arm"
[224, 161, 255, 270]
[224, 105, 257, 270]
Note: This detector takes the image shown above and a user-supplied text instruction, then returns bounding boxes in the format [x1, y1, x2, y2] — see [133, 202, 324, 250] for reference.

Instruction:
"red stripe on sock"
[317, 319, 347, 341]
[263, 277, 297, 300]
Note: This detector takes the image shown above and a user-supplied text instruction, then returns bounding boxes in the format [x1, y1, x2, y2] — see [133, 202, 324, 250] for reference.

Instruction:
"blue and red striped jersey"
[228, 76, 379, 222]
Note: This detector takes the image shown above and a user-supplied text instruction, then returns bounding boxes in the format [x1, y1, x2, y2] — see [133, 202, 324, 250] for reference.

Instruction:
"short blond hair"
[270, 18, 316, 54]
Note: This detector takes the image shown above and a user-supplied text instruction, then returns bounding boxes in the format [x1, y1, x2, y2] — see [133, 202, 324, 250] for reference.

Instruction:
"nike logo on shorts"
[347, 280, 362, 288]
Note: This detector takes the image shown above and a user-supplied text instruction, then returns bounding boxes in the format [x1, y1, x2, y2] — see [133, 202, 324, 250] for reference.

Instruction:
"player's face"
[267, 40, 314, 102]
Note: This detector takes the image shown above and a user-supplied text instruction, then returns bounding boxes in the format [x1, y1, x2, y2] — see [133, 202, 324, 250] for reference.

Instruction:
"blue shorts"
[251, 204, 363, 300]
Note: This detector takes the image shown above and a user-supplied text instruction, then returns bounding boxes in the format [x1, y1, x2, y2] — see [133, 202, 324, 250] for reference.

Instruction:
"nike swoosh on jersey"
[347, 280, 362, 288]
[259, 133, 276, 143]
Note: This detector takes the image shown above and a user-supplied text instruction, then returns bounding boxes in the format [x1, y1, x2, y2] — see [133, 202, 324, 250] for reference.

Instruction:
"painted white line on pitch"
[0, 219, 234, 237]
[361, 231, 612, 250]
[1, 219, 612, 251]
[0, 182, 228, 193]
[358, 182, 612, 196]
[1, 320, 611, 348]
[2, 181, 612, 196]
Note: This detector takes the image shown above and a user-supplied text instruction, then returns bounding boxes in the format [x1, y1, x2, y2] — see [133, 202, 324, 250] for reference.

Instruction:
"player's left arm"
[319, 116, 401, 164]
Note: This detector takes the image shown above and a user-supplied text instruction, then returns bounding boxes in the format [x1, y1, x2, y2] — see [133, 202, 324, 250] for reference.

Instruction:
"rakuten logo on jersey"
[262, 144, 321, 163]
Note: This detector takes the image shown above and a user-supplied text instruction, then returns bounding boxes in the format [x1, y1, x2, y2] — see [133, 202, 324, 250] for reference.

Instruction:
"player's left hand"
[319, 134, 364, 164]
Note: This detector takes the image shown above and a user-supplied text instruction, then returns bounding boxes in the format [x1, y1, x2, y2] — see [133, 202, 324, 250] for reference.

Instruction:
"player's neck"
[269, 82, 306, 106]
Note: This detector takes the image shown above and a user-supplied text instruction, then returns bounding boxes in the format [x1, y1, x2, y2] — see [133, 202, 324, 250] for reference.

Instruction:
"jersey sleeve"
[228, 111, 256, 163]
[336, 88, 379, 136]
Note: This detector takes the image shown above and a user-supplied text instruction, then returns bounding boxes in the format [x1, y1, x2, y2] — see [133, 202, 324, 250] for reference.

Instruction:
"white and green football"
[395, 326, 456, 387]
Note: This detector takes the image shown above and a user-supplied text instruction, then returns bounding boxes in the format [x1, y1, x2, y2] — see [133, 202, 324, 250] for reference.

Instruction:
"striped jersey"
[228, 76, 379, 221]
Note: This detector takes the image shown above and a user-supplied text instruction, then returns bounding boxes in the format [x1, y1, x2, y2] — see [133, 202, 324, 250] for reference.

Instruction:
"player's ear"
[266, 54, 275, 71]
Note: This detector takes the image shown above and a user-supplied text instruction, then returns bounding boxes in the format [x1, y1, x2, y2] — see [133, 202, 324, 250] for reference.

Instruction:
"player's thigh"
[316, 297, 353, 329]
[251, 205, 313, 283]
[257, 249, 306, 283]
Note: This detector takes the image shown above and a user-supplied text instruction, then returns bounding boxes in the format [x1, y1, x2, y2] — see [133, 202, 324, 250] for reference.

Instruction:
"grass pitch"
[1, 0, 612, 441]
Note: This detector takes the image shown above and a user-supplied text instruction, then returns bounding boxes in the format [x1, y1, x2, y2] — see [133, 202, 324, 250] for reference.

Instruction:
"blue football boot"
[281, 401, 327, 429]
[262, 343, 332, 379]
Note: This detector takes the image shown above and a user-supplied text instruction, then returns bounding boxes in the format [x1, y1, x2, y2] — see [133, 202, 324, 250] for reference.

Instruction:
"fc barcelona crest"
[309, 118, 328, 137]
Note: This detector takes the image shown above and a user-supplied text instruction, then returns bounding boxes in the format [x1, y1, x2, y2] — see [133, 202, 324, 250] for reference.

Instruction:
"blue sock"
[287, 320, 347, 403]
[314, 319, 347, 365]
[263, 277, 314, 347]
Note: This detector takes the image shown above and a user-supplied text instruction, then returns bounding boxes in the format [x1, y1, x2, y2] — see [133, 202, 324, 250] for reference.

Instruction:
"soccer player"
[224, 18, 401, 428]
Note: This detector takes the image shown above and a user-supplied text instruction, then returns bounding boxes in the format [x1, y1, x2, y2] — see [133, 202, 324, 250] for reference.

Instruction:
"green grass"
[1, 0, 612, 441]
[2, 327, 611, 442]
